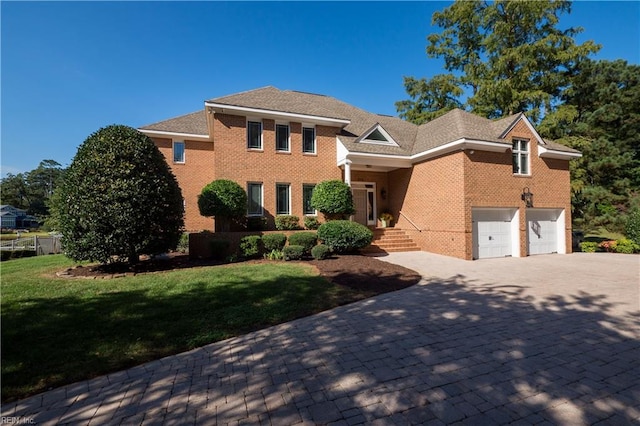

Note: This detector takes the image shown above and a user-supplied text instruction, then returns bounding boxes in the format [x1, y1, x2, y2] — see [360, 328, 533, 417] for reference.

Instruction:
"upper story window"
[303, 126, 316, 154]
[173, 141, 185, 163]
[276, 124, 290, 152]
[512, 139, 530, 175]
[247, 182, 263, 216]
[247, 120, 263, 150]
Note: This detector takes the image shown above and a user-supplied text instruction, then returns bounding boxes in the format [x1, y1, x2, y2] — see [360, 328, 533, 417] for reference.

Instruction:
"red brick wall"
[211, 113, 342, 229]
[153, 137, 215, 231]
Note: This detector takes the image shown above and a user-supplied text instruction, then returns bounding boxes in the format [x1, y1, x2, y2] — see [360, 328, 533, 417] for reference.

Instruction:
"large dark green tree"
[397, 0, 599, 122]
[52, 125, 184, 264]
[540, 59, 640, 232]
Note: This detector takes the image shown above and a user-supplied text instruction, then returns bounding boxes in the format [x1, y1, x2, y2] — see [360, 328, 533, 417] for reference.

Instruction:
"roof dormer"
[355, 124, 399, 147]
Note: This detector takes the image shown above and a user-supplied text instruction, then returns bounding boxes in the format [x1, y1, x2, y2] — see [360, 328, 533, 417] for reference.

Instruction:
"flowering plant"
[379, 212, 393, 222]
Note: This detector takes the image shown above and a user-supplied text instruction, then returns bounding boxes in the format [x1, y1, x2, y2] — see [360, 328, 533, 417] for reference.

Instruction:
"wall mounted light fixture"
[521, 187, 534, 208]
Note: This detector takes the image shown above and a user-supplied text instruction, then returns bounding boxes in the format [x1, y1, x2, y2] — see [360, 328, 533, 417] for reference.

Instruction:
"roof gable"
[355, 124, 399, 147]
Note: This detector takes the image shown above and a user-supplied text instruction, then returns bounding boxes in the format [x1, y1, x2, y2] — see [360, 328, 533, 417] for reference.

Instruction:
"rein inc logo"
[1, 418, 35, 425]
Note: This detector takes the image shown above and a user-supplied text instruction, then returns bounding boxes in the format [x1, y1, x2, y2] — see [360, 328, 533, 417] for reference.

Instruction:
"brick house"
[139, 86, 580, 260]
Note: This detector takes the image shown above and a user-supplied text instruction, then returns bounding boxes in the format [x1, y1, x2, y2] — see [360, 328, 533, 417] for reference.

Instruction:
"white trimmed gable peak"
[354, 123, 399, 147]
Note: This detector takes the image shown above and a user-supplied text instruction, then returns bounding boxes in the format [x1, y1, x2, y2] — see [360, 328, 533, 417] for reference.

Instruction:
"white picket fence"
[0, 236, 63, 255]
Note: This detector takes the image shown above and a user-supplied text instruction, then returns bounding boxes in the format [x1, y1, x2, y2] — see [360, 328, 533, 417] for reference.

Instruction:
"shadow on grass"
[3, 269, 639, 424]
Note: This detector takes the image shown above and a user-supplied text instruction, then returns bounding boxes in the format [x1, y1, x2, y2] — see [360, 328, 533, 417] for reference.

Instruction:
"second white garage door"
[527, 209, 563, 255]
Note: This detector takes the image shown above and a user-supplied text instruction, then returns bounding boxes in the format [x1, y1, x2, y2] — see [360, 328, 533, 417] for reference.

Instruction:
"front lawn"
[1, 255, 358, 401]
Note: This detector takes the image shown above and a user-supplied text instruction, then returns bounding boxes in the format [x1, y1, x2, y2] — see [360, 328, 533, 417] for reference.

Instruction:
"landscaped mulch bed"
[61, 253, 423, 296]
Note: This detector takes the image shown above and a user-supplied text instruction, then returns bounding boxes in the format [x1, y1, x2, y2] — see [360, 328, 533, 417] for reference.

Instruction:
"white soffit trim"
[206, 102, 351, 127]
[538, 145, 582, 159]
[139, 129, 211, 141]
[411, 139, 510, 162]
[499, 114, 545, 145]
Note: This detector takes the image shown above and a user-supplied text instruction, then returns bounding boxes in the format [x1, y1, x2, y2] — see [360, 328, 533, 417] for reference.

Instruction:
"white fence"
[0, 236, 63, 255]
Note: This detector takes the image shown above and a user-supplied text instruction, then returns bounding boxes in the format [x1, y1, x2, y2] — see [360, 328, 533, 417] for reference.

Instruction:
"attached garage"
[527, 209, 566, 255]
[472, 208, 519, 259]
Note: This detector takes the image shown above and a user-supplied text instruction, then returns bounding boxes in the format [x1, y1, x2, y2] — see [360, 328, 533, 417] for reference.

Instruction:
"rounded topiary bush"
[317, 220, 373, 253]
[311, 180, 355, 220]
[283, 245, 305, 261]
[311, 244, 331, 260]
[198, 179, 247, 231]
[262, 233, 287, 251]
[52, 125, 184, 264]
[288, 232, 317, 254]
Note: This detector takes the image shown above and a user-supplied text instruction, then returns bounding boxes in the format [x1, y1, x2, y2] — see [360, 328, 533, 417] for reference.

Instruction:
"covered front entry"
[352, 182, 376, 226]
[472, 208, 519, 259]
[527, 208, 565, 255]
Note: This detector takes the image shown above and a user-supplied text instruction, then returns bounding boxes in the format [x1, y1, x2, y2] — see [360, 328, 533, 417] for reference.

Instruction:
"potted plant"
[379, 212, 394, 228]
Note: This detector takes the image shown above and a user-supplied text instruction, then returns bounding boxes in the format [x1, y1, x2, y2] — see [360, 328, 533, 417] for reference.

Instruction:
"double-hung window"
[276, 124, 290, 152]
[276, 183, 291, 215]
[303, 184, 316, 215]
[302, 126, 316, 154]
[247, 183, 263, 216]
[247, 120, 263, 150]
[512, 139, 529, 175]
[173, 141, 185, 163]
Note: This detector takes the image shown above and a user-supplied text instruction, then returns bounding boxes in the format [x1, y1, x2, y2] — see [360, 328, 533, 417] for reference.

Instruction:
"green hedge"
[240, 235, 262, 259]
[275, 215, 301, 230]
[317, 220, 373, 253]
[288, 232, 317, 254]
[283, 245, 304, 261]
[262, 233, 287, 251]
[311, 244, 331, 260]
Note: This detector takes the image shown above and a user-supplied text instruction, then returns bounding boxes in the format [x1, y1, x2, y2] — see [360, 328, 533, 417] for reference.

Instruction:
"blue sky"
[2, 1, 639, 176]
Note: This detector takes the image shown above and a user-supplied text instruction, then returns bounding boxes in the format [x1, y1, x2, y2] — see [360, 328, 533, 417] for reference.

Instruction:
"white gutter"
[410, 139, 509, 162]
[138, 129, 211, 141]
[538, 145, 582, 159]
[206, 102, 351, 127]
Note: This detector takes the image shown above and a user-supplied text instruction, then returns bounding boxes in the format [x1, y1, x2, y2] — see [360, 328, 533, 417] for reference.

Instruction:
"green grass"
[1, 255, 355, 401]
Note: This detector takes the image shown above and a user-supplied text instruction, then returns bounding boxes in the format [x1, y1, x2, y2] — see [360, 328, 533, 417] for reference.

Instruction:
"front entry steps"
[362, 228, 420, 255]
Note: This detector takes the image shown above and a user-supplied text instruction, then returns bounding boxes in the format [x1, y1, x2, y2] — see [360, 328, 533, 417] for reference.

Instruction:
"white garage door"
[473, 209, 515, 259]
[527, 209, 560, 255]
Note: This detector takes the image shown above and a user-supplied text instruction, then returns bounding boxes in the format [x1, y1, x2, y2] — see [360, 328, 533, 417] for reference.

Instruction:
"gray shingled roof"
[140, 87, 580, 157]
[139, 111, 208, 135]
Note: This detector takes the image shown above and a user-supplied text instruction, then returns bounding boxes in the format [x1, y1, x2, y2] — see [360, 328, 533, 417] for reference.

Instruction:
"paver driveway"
[2, 253, 639, 425]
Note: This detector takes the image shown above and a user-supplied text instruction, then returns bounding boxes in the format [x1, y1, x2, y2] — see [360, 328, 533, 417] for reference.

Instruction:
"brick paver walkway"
[2, 253, 639, 425]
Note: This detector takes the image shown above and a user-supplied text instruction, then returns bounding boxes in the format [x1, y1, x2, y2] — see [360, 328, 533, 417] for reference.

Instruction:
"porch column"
[344, 159, 352, 187]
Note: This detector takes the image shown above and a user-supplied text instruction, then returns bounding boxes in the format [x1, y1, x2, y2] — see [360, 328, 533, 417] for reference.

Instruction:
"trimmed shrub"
[283, 245, 304, 261]
[626, 208, 640, 245]
[614, 238, 639, 254]
[288, 232, 317, 254]
[580, 242, 599, 253]
[275, 215, 301, 230]
[240, 235, 262, 259]
[304, 216, 320, 230]
[210, 239, 230, 260]
[176, 233, 189, 253]
[247, 217, 267, 231]
[317, 220, 373, 253]
[311, 180, 355, 220]
[198, 179, 247, 232]
[311, 244, 331, 260]
[262, 233, 287, 251]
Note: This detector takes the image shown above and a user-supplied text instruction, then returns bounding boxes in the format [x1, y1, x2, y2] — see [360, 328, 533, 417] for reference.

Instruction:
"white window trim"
[276, 183, 291, 215]
[302, 124, 316, 154]
[303, 184, 317, 216]
[275, 122, 291, 153]
[512, 138, 530, 176]
[357, 124, 399, 147]
[173, 141, 185, 164]
[247, 118, 263, 150]
[247, 182, 264, 216]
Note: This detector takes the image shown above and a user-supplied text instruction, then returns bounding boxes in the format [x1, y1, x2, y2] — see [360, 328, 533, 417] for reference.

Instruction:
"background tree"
[52, 125, 184, 264]
[198, 179, 247, 232]
[310, 180, 355, 220]
[540, 59, 640, 232]
[0, 160, 65, 218]
[397, 0, 599, 122]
